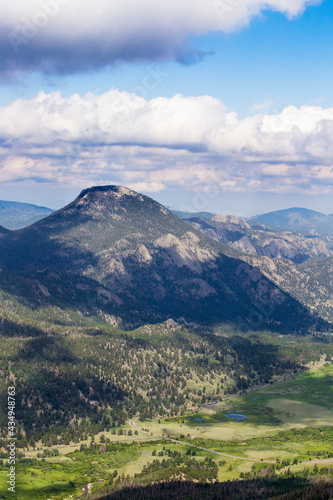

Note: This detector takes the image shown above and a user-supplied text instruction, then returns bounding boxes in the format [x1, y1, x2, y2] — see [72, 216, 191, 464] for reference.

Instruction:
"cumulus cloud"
[0, 89, 332, 196]
[0, 0, 321, 75]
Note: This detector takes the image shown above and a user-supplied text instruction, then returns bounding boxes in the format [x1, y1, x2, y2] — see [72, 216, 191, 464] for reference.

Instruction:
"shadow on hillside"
[0, 316, 46, 337]
[0, 223, 330, 335]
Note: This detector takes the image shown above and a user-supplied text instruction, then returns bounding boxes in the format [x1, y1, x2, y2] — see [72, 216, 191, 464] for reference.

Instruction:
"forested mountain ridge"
[0, 199, 53, 229]
[0, 185, 321, 332]
[248, 208, 333, 250]
[1, 312, 315, 444]
[236, 253, 333, 324]
[170, 209, 216, 220]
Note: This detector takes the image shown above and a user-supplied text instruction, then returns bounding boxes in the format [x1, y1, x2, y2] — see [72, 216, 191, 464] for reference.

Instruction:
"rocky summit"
[0, 185, 323, 332]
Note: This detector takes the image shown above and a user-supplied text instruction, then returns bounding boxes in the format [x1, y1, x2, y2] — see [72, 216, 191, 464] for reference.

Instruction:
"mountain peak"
[75, 184, 164, 210]
[0, 185, 327, 333]
[64, 185, 170, 221]
[78, 185, 138, 200]
[247, 206, 333, 236]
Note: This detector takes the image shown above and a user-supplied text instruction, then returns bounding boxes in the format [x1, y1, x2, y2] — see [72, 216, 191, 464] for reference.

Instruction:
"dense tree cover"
[275, 482, 333, 499]
[91, 455, 218, 496]
[0, 305, 331, 448]
[92, 477, 333, 500]
[89, 449, 333, 499]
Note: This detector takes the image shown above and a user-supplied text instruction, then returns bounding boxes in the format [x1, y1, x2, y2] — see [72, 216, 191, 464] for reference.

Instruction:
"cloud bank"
[0, 89, 332, 196]
[1, 0, 320, 75]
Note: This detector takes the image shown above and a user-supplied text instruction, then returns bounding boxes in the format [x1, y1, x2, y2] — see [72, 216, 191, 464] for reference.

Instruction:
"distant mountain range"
[170, 212, 333, 323]
[185, 214, 331, 264]
[2, 199, 332, 245]
[248, 207, 333, 237]
[0, 185, 327, 333]
[169, 209, 216, 220]
[0, 199, 53, 229]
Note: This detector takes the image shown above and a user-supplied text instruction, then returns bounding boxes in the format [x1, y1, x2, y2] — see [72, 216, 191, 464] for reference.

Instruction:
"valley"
[0, 361, 332, 499]
[1, 0, 333, 497]
[0, 186, 332, 499]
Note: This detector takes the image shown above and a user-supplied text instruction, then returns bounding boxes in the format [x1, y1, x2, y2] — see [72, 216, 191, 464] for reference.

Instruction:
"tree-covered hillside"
[1, 293, 330, 447]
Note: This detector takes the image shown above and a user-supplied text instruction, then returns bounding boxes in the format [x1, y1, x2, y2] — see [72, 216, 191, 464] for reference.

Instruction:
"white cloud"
[0, 88, 333, 195]
[0, 90, 235, 147]
[127, 181, 166, 192]
[0, 0, 321, 74]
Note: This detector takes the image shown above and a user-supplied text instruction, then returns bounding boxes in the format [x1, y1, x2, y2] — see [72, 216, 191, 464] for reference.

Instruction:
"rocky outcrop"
[188, 215, 331, 264]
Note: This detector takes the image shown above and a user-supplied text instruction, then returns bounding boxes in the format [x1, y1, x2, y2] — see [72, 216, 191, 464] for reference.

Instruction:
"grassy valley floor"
[0, 363, 332, 499]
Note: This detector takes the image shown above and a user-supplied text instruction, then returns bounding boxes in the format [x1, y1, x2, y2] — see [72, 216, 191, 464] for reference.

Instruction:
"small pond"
[223, 413, 248, 422]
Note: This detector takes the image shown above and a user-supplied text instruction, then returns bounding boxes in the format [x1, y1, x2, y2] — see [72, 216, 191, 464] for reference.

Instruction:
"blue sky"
[0, 0, 332, 216]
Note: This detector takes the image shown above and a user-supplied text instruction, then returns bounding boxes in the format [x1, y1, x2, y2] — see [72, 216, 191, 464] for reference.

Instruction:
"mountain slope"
[248, 207, 333, 239]
[188, 214, 330, 264]
[170, 209, 216, 220]
[233, 252, 333, 324]
[0, 199, 53, 229]
[0, 185, 322, 332]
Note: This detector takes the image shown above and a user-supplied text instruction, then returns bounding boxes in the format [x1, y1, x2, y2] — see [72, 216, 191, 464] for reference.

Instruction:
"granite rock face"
[187, 214, 330, 264]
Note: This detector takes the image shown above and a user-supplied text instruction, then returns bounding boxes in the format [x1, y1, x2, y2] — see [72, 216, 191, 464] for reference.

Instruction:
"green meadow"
[0, 363, 332, 499]
[147, 363, 333, 440]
